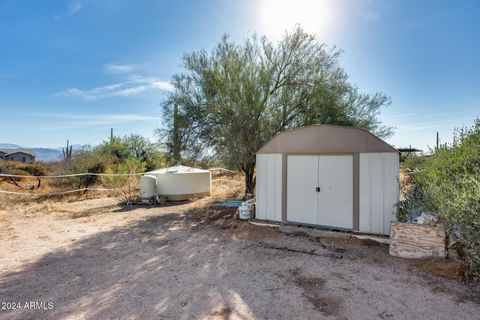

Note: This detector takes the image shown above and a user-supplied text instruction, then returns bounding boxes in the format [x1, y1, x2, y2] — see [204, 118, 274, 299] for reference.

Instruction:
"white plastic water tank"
[145, 165, 211, 201]
[139, 175, 157, 204]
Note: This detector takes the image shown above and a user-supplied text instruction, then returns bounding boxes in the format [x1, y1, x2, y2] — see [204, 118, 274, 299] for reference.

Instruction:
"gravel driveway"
[0, 198, 479, 319]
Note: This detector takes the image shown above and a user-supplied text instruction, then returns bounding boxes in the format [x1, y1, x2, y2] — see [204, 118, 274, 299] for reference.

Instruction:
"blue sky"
[0, 0, 479, 150]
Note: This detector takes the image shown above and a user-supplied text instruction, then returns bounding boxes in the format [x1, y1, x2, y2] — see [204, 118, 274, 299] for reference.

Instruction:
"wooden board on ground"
[389, 222, 446, 259]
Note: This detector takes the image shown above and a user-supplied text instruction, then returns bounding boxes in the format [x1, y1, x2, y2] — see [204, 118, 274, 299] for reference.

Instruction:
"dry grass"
[410, 258, 466, 280]
[0, 194, 8, 210]
[1, 171, 246, 217]
[0, 190, 120, 217]
[210, 172, 245, 201]
[399, 169, 411, 197]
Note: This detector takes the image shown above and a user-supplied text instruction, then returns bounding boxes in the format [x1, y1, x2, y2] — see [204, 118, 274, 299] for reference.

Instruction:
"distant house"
[0, 149, 36, 163]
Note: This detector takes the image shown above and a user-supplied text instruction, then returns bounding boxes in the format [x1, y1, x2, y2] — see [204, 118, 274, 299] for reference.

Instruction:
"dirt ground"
[0, 197, 479, 320]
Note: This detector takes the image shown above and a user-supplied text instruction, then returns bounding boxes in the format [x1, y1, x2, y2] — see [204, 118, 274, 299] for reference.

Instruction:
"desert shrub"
[398, 119, 480, 279]
[18, 162, 48, 188]
[101, 158, 146, 204]
[143, 149, 169, 171]
[0, 161, 49, 190]
[432, 174, 480, 279]
[19, 162, 48, 176]
[64, 149, 115, 189]
[1, 168, 29, 186]
[396, 184, 427, 222]
[0, 160, 32, 175]
[95, 138, 130, 162]
[0, 160, 10, 173]
[402, 154, 429, 172]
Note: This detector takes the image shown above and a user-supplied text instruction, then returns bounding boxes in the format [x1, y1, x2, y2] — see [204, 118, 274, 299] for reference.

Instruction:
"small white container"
[239, 199, 255, 220]
[140, 175, 157, 204]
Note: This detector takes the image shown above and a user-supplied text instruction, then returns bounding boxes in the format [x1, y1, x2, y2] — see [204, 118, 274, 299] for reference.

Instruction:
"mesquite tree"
[161, 27, 392, 194]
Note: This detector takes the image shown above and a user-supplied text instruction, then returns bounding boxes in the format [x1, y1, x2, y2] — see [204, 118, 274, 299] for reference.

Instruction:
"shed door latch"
[316, 187, 321, 192]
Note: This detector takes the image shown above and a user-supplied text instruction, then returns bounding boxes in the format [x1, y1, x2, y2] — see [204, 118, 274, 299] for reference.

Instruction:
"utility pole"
[110, 128, 114, 142]
[436, 132, 439, 151]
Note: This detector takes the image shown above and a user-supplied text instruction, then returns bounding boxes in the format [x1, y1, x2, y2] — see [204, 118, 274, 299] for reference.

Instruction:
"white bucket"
[239, 202, 252, 220]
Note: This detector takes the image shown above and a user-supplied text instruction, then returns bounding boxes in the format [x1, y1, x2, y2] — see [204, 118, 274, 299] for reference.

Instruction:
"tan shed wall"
[255, 154, 283, 221]
[359, 153, 399, 234]
[255, 151, 399, 235]
[255, 125, 399, 235]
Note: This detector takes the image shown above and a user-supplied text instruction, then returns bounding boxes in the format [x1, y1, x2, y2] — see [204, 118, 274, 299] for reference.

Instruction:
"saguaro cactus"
[63, 139, 73, 160]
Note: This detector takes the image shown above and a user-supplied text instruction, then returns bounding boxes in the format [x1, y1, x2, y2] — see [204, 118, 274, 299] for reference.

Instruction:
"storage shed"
[255, 125, 399, 235]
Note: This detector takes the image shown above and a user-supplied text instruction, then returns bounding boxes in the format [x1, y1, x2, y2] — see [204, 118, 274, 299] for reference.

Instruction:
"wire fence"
[0, 168, 242, 198]
[0, 188, 115, 196]
[0, 172, 144, 178]
[208, 167, 237, 174]
[0, 167, 237, 179]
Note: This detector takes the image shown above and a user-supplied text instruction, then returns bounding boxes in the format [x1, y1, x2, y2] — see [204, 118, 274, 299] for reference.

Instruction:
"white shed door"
[287, 155, 353, 229]
[287, 156, 318, 224]
[317, 155, 353, 229]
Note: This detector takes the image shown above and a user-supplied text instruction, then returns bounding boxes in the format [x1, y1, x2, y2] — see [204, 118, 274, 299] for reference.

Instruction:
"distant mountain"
[0, 143, 23, 149]
[32, 148, 63, 162]
[0, 143, 84, 162]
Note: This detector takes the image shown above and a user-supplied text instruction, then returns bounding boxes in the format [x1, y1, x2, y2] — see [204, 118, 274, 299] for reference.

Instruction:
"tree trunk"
[172, 103, 181, 163]
[8, 177, 22, 188]
[243, 161, 256, 196]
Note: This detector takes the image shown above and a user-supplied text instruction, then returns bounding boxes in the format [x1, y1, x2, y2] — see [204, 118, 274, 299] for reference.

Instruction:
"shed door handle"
[316, 187, 321, 192]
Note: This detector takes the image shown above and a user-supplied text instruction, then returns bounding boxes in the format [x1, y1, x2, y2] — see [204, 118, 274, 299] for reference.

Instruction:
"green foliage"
[401, 154, 428, 171]
[96, 137, 130, 161]
[160, 26, 392, 193]
[396, 184, 427, 222]
[65, 148, 114, 189]
[400, 119, 480, 279]
[96, 134, 169, 171]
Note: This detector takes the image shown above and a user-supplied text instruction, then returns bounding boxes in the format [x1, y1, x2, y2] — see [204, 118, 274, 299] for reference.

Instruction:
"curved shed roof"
[257, 125, 397, 154]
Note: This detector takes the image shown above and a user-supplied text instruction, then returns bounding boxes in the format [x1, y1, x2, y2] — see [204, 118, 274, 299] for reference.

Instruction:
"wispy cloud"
[27, 113, 162, 130]
[56, 75, 173, 100]
[394, 117, 473, 132]
[68, 1, 83, 14]
[358, 0, 385, 22]
[54, 0, 95, 20]
[358, 11, 380, 21]
[104, 64, 137, 74]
